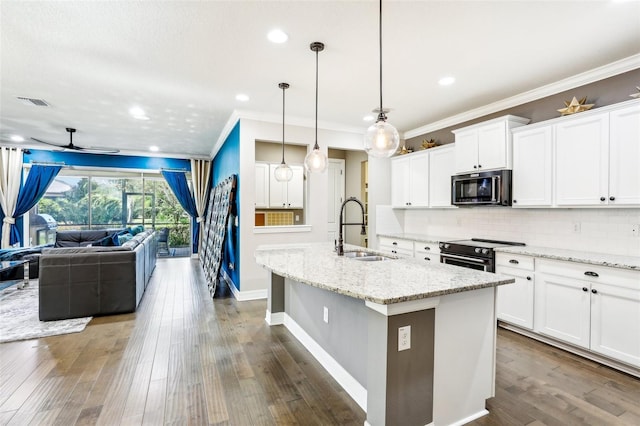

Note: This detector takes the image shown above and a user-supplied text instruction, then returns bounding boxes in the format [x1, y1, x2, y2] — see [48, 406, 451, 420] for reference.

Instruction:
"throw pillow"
[95, 233, 120, 247]
[131, 225, 145, 235]
[117, 233, 133, 245]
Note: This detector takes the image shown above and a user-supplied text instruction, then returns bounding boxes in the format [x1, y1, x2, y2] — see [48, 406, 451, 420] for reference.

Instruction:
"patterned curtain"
[190, 159, 212, 253]
[0, 148, 24, 248]
[9, 165, 62, 246]
[161, 170, 199, 254]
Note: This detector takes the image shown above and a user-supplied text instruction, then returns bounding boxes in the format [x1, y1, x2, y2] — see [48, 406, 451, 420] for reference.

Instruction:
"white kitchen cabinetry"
[453, 115, 529, 174]
[414, 242, 440, 262]
[391, 151, 429, 208]
[269, 164, 304, 208]
[428, 145, 456, 207]
[378, 237, 413, 257]
[555, 113, 609, 206]
[609, 103, 640, 205]
[391, 145, 455, 208]
[511, 126, 553, 207]
[255, 163, 270, 208]
[495, 253, 535, 330]
[535, 259, 640, 367]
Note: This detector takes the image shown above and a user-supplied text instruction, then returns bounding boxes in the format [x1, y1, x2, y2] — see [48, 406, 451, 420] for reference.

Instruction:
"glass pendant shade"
[274, 162, 293, 182]
[304, 145, 328, 172]
[364, 117, 400, 158]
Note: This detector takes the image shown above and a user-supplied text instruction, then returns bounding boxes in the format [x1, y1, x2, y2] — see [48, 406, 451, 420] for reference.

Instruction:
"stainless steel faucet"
[336, 196, 366, 256]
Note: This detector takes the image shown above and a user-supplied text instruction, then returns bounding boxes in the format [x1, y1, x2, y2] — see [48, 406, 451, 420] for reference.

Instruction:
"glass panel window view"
[29, 169, 191, 256]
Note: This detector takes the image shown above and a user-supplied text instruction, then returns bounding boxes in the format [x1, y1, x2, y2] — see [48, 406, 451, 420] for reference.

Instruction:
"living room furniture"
[156, 227, 170, 256]
[0, 260, 29, 289]
[38, 229, 157, 321]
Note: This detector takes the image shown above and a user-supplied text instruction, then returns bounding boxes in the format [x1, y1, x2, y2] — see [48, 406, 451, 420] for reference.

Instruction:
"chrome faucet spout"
[337, 196, 366, 256]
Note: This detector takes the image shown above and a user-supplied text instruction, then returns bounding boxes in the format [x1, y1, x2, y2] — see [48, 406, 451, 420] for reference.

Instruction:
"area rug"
[0, 281, 92, 343]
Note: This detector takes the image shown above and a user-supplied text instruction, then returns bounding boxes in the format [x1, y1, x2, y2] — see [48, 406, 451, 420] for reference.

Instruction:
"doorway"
[327, 159, 345, 243]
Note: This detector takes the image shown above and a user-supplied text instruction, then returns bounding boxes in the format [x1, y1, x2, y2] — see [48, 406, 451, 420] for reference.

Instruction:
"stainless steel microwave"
[451, 170, 512, 206]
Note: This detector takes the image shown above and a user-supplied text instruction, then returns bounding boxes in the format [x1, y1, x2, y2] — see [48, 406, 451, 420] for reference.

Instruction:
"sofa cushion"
[55, 230, 112, 247]
[130, 225, 145, 236]
[117, 233, 133, 245]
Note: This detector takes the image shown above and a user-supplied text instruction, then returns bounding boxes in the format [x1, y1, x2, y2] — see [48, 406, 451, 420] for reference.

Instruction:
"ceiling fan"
[31, 127, 120, 154]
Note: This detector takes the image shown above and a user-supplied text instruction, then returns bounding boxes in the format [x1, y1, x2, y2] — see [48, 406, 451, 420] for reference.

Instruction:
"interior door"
[327, 159, 345, 242]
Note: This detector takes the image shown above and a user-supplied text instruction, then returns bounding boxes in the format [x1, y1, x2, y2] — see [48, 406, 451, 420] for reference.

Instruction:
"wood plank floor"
[0, 257, 638, 425]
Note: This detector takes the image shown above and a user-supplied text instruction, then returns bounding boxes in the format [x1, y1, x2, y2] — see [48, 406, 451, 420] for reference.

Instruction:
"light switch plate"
[398, 325, 411, 351]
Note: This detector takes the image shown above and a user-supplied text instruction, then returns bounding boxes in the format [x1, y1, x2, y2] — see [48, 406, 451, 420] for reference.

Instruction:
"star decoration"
[630, 86, 640, 99]
[421, 138, 437, 150]
[557, 96, 594, 116]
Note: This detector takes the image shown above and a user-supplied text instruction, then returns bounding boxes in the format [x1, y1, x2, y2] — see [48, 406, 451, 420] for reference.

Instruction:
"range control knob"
[482, 248, 490, 255]
[443, 243, 450, 249]
[474, 248, 482, 254]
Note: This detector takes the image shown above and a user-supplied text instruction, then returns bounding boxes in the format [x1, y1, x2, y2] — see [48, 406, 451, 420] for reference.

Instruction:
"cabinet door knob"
[591, 288, 598, 294]
[600, 197, 606, 202]
[584, 271, 599, 277]
[478, 164, 482, 168]
[582, 287, 588, 292]
[526, 276, 532, 281]
[509, 259, 519, 264]
[473, 165, 477, 169]
[609, 196, 615, 201]
[513, 199, 517, 203]
[392, 250, 397, 254]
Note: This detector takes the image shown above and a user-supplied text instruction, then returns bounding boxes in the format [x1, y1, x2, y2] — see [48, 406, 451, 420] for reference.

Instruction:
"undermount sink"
[343, 251, 394, 261]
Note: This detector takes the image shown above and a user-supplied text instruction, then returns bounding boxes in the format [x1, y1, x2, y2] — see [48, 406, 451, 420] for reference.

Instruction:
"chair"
[157, 227, 170, 256]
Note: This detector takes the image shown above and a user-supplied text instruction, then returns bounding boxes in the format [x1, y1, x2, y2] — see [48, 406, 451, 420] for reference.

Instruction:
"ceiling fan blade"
[78, 146, 120, 154]
[31, 137, 67, 150]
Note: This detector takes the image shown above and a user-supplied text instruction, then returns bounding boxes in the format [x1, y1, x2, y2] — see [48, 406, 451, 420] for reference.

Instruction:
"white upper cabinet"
[428, 145, 456, 207]
[453, 115, 530, 174]
[555, 113, 610, 206]
[391, 145, 455, 208]
[255, 163, 270, 208]
[555, 100, 640, 207]
[609, 103, 640, 205]
[512, 125, 553, 207]
[268, 164, 304, 208]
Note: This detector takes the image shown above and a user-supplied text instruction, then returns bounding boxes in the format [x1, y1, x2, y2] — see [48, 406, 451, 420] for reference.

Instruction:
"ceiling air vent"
[16, 97, 49, 107]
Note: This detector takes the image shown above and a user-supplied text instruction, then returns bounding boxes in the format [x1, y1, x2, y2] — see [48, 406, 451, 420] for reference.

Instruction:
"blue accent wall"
[24, 149, 190, 171]
[213, 122, 240, 290]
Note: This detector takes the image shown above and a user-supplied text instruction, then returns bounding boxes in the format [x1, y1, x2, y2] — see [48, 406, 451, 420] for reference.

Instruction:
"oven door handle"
[440, 253, 490, 264]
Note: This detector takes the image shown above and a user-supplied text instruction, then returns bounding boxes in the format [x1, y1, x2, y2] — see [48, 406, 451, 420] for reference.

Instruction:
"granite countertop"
[377, 232, 455, 244]
[255, 242, 513, 305]
[494, 245, 640, 271]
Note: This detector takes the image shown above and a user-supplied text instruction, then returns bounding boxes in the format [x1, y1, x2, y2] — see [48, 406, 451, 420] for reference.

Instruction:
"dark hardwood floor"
[0, 257, 638, 425]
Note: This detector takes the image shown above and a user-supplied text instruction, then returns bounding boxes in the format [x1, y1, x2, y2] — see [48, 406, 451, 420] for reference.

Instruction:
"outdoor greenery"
[34, 174, 191, 247]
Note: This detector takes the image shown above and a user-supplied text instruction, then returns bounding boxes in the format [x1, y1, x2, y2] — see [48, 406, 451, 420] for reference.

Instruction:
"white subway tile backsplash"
[403, 208, 640, 256]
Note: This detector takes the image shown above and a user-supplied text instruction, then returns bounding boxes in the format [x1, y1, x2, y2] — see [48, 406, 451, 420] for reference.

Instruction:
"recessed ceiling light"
[236, 94, 250, 102]
[438, 76, 456, 86]
[149, 146, 159, 152]
[267, 29, 288, 43]
[363, 115, 375, 122]
[10, 135, 25, 142]
[129, 106, 150, 120]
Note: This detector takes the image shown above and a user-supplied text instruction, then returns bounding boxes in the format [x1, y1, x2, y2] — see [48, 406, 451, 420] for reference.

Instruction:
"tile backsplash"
[403, 208, 640, 257]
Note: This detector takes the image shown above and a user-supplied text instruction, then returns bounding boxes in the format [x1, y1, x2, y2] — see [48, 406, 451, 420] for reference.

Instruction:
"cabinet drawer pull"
[392, 242, 398, 245]
[591, 289, 598, 294]
[600, 197, 606, 202]
[473, 165, 477, 169]
[584, 271, 599, 277]
[509, 259, 519, 264]
[582, 287, 588, 292]
[424, 257, 431, 261]
[609, 196, 615, 201]
[424, 246, 431, 251]
[478, 164, 482, 168]
[526, 276, 532, 281]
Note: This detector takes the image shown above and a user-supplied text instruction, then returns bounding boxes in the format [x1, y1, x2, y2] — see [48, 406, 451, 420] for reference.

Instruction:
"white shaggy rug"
[0, 281, 91, 343]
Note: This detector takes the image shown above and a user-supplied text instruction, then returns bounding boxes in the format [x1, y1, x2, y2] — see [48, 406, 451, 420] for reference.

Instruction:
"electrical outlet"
[295, 215, 300, 222]
[632, 224, 640, 238]
[398, 325, 411, 351]
[572, 222, 581, 233]
[323, 306, 329, 323]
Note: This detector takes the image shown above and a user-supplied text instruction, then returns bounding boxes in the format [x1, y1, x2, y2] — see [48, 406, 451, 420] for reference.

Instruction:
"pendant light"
[274, 82, 293, 182]
[363, 0, 400, 158]
[304, 41, 328, 173]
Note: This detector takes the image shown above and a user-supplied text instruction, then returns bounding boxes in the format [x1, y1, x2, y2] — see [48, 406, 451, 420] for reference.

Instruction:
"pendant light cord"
[281, 84, 286, 164]
[378, 0, 384, 117]
[314, 47, 319, 150]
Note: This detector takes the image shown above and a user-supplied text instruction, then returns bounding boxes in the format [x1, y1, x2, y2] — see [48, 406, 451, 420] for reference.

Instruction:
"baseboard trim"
[265, 310, 284, 325]
[282, 313, 368, 412]
[448, 409, 489, 426]
[498, 322, 640, 379]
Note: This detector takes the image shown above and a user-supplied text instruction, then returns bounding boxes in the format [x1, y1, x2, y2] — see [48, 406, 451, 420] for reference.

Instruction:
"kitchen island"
[255, 242, 514, 426]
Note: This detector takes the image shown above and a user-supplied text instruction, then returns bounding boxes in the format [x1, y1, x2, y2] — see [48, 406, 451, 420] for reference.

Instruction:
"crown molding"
[404, 54, 640, 139]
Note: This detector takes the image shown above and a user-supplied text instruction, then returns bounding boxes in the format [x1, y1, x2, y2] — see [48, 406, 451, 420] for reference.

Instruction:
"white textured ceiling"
[1, 1, 639, 158]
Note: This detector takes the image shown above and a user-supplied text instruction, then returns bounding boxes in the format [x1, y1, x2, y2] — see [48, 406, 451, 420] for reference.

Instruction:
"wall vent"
[17, 97, 49, 107]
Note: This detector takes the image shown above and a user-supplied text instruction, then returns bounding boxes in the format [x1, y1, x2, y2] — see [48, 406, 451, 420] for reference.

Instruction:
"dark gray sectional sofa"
[38, 229, 157, 321]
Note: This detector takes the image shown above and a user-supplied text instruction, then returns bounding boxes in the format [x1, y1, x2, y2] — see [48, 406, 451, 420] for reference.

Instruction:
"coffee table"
[0, 260, 29, 289]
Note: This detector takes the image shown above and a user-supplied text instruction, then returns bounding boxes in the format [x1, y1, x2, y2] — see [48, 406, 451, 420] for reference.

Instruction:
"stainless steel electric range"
[438, 238, 525, 273]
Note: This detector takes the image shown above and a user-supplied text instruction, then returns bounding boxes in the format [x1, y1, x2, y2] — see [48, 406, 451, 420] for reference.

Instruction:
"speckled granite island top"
[494, 245, 640, 270]
[255, 242, 514, 305]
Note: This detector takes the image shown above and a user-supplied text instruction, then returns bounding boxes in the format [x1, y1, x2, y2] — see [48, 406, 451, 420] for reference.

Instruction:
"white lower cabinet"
[535, 259, 640, 367]
[378, 237, 413, 257]
[414, 242, 440, 262]
[495, 254, 535, 330]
